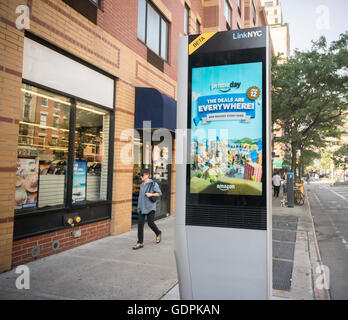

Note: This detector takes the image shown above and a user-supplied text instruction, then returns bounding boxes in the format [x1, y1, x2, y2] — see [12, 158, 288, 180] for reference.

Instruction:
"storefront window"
[16, 84, 111, 211]
[73, 102, 109, 203]
[17, 84, 71, 210]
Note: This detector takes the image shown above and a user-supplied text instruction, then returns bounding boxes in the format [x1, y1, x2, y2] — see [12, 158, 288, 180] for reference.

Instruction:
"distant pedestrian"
[272, 172, 281, 198]
[133, 169, 162, 250]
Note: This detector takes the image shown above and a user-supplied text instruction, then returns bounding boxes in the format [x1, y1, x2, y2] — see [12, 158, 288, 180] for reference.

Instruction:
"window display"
[16, 84, 111, 211]
[190, 62, 263, 196]
[74, 102, 109, 203]
[18, 84, 71, 209]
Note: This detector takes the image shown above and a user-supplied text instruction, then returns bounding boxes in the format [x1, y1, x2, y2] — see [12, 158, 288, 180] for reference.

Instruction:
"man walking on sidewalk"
[272, 171, 281, 198]
[133, 168, 162, 250]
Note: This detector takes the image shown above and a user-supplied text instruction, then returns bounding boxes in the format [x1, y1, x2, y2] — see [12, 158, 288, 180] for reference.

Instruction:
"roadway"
[307, 182, 348, 299]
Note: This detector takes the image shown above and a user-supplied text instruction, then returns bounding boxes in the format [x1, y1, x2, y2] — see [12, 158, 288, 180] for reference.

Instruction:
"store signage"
[232, 30, 263, 40]
[211, 81, 241, 91]
[188, 32, 216, 55]
[72, 161, 87, 203]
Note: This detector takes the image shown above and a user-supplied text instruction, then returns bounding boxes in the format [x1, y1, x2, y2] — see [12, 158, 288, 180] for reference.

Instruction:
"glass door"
[132, 132, 171, 222]
[152, 143, 170, 219]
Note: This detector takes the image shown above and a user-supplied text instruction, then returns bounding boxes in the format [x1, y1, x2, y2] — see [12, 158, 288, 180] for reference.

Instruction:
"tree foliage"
[332, 144, 348, 169]
[272, 32, 348, 176]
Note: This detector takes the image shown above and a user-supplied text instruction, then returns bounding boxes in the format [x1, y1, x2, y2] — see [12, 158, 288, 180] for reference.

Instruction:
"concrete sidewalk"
[164, 187, 322, 300]
[271, 188, 314, 300]
[0, 217, 177, 300]
[0, 187, 324, 300]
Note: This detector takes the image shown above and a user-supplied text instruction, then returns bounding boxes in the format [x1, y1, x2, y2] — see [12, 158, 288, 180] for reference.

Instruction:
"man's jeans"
[137, 210, 161, 244]
[274, 185, 280, 197]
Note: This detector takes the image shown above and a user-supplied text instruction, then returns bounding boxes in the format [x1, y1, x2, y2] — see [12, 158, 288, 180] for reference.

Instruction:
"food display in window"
[24, 174, 39, 193]
[15, 158, 39, 209]
[15, 188, 27, 207]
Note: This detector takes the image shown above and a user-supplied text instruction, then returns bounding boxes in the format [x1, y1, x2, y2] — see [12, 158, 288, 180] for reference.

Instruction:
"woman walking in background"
[133, 168, 162, 250]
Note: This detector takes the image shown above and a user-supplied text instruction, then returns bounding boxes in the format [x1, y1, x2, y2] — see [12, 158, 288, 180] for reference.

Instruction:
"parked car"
[47, 160, 66, 175]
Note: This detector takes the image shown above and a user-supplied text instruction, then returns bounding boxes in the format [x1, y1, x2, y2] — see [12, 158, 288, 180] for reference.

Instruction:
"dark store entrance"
[132, 135, 171, 222]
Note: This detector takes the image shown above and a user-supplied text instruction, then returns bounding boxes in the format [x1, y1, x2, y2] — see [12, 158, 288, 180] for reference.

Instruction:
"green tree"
[299, 149, 319, 176]
[332, 144, 348, 181]
[272, 32, 348, 178]
[320, 152, 332, 173]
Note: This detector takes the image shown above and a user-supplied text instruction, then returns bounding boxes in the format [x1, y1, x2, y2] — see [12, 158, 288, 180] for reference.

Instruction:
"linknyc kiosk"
[175, 27, 272, 299]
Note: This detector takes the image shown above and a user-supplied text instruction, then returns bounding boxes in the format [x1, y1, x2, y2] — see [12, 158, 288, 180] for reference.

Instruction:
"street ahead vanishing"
[307, 182, 348, 300]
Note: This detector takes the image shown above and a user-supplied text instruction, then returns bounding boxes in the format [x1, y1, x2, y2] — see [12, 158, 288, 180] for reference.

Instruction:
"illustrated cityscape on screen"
[190, 62, 263, 196]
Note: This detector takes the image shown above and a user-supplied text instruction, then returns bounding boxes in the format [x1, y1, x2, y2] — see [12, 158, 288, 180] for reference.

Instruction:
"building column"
[0, 0, 25, 272]
[110, 79, 135, 236]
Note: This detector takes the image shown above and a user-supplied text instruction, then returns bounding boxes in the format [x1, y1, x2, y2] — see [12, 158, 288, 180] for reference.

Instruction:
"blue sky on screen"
[191, 62, 263, 142]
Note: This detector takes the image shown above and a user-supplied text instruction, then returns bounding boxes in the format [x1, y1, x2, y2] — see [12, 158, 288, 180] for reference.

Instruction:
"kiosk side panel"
[174, 36, 193, 300]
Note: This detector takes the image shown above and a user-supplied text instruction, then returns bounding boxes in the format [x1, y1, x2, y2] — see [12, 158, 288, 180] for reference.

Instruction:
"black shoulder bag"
[146, 182, 159, 203]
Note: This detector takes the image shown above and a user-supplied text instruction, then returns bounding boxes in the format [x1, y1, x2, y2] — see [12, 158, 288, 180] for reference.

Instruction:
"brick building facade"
[0, 0, 267, 273]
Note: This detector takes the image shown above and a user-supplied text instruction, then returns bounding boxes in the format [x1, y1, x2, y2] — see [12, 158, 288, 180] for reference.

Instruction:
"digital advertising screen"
[190, 62, 263, 196]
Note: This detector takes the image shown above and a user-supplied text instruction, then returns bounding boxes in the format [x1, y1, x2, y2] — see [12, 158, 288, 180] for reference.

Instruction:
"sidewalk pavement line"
[159, 280, 178, 300]
[272, 239, 297, 245]
[306, 188, 331, 300]
[272, 228, 297, 233]
[273, 257, 294, 263]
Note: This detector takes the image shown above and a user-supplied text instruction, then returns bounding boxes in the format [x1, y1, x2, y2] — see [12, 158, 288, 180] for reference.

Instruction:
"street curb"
[305, 188, 331, 300]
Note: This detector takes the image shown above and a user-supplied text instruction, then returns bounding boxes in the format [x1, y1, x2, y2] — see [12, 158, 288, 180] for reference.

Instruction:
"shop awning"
[134, 87, 177, 131]
[273, 159, 291, 170]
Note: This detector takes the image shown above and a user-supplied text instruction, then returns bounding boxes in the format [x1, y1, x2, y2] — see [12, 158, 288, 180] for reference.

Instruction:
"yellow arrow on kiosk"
[188, 32, 216, 55]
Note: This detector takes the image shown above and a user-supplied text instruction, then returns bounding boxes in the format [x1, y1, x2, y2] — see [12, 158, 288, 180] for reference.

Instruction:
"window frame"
[89, 0, 102, 9]
[237, 0, 241, 16]
[224, 0, 232, 28]
[137, 0, 170, 62]
[16, 79, 115, 215]
[252, 0, 256, 25]
[196, 19, 201, 34]
[39, 112, 48, 127]
[184, 4, 190, 36]
[41, 97, 48, 107]
[53, 114, 60, 128]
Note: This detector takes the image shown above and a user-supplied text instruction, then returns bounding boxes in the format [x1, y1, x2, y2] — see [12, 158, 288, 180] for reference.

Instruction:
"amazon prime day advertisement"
[190, 62, 263, 196]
